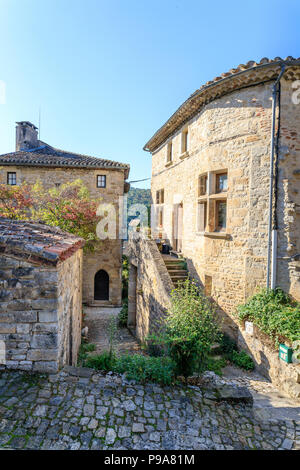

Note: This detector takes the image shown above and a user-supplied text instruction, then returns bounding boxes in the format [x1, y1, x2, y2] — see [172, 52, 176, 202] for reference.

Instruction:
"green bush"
[237, 288, 300, 345]
[81, 342, 96, 353]
[122, 255, 129, 299]
[113, 354, 175, 385]
[206, 356, 227, 375]
[219, 333, 238, 355]
[77, 341, 96, 365]
[218, 333, 254, 371]
[83, 352, 175, 385]
[84, 350, 116, 371]
[230, 350, 255, 371]
[148, 279, 221, 378]
[118, 299, 128, 327]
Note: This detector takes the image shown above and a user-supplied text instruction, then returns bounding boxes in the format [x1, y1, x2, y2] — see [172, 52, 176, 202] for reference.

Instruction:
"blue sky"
[0, 0, 299, 188]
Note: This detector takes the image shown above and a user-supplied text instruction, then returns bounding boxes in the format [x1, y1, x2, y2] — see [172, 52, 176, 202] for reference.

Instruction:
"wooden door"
[172, 203, 183, 252]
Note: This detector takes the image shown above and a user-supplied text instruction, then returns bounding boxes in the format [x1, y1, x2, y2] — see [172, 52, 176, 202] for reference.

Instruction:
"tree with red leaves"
[0, 179, 102, 251]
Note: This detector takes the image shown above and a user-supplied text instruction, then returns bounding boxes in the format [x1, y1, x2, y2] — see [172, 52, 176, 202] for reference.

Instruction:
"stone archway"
[94, 269, 109, 301]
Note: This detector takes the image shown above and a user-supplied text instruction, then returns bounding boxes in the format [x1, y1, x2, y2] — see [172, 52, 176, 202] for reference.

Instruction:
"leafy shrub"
[237, 288, 300, 345]
[122, 256, 129, 299]
[148, 279, 221, 378]
[113, 354, 175, 385]
[218, 333, 254, 371]
[81, 342, 96, 353]
[118, 299, 128, 327]
[77, 341, 96, 364]
[219, 333, 238, 355]
[83, 352, 175, 385]
[230, 350, 255, 371]
[84, 350, 116, 371]
[206, 357, 227, 375]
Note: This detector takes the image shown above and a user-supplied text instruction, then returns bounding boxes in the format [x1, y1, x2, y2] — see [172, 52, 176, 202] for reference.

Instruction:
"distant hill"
[126, 187, 151, 237]
[127, 187, 151, 209]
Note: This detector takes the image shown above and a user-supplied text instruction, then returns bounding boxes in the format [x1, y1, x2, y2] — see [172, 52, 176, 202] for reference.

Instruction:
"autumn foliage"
[0, 179, 102, 250]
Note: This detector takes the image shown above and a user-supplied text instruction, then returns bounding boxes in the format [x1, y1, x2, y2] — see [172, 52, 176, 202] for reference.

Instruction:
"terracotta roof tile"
[0, 218, 85, 266]
[144, 56, 300, 152]
[0, 143, 130, 177]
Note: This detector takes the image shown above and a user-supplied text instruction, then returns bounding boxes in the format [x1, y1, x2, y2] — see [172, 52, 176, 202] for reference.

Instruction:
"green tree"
[149, 278, 221, 378]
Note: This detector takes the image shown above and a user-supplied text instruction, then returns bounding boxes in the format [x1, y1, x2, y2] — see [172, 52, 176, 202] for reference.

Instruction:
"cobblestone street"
[0, 368, 299, 450]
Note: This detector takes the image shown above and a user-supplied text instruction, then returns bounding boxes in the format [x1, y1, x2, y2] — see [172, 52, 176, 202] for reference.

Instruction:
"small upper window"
[182, 129, 189, 153]
[166, 142, 172, 163]
[97, 175, 106, 188]
[7, 172, 16, 186]
[216, 173, 228, 193]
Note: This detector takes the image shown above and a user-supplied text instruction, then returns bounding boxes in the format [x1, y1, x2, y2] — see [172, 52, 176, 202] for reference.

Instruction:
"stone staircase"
[162, 254, 189, 287]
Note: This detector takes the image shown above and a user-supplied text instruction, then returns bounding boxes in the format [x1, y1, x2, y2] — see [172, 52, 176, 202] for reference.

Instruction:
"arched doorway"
[94, 270, 109, 301]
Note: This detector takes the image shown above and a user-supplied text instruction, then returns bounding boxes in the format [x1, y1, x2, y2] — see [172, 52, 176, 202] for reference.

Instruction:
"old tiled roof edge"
[0, 218, 85, 266]
[144, 57, 300, 152]
[0, 142, 130, 177]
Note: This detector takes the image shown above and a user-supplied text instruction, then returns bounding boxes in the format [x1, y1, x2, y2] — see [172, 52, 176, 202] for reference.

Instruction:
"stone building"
[0, 219, 84, 373]
[0, 121, 130, 306]
[128, 57, 300, 396]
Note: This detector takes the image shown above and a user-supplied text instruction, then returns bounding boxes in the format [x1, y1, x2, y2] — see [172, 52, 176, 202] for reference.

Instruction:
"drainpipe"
[266, 64, 286, 289]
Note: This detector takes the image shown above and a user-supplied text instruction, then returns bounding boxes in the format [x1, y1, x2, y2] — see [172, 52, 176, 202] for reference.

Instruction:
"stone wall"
[128, 234, 173, 341]
[237, 322, 300, 398]
[0, 165, 126, 306]
[0, 165, 126, 200]
[145, 77, 300, 397]
[57, 250, 83, 368]
[150, 80, 300, 336]
[83, 241, 122, 306]
[0, 250, 83, 373]
[276, 80, 300, 299]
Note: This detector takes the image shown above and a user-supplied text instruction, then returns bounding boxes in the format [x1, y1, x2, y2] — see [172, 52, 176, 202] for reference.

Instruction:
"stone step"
[165, 263, 186, 270]
[167, 269, 188, 275]
[164, 258, 184, 264]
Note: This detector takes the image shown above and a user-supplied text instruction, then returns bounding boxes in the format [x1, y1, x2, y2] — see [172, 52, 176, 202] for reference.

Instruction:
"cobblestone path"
[83, 307, 141, 355]
[0, 369, 299, 450]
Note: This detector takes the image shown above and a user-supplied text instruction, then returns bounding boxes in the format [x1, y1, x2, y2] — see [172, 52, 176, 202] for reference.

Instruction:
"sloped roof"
[144, 56, 300, 152]
[0, 218, 85, 266]
[0, 142, 130, 178]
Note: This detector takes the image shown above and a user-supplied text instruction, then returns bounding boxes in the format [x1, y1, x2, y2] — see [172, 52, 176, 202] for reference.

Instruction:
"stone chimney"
[16, 121, 39, 151]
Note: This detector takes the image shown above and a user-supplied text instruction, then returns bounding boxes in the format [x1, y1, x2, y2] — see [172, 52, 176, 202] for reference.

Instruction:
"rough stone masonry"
[0, 219, 84, 373]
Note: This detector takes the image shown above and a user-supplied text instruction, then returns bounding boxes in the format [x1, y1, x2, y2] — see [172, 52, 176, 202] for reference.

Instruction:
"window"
[197, 170, 228, 234]
[181, 129, 189, 153]
[216, 173, 228, 193]
[7, 172, 16, 185]
[198, 174, 208, 196]
[166, 142, 172, 163]
[216, 200, 227, 231]
[156, 189, 164, 231]
[159, 208, 163, 227]
[97, 175, 106, 188]
[156, 189, 164, 204]
[197, 201, 207, 232]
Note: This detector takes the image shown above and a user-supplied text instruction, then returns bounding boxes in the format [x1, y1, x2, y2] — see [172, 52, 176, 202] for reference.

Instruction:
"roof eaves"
[143, 58, 300, 153]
